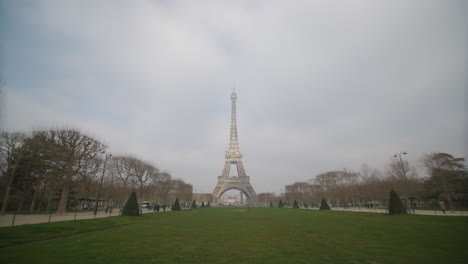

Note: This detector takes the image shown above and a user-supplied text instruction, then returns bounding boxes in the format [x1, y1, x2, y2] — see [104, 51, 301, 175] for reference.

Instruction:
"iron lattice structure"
[212, 90, 256, 204]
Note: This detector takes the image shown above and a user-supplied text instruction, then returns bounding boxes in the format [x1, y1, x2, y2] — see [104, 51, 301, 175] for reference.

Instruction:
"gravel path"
[320, 207, 467, 216]
[0, 208, 170, 227]
[1, 207, 466, 227]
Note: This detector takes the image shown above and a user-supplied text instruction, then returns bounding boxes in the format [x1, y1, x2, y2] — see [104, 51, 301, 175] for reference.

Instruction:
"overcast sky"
[1, 0, 467, 194]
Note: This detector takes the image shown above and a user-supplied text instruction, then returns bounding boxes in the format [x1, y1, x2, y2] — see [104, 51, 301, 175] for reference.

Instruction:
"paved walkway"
[327, 207, 467, 216]
[1, 207, 466, 227]
[0, 208, 170, 227]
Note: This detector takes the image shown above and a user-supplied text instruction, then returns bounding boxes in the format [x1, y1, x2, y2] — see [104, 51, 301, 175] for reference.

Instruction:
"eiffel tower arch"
[212, 89, 256, 204]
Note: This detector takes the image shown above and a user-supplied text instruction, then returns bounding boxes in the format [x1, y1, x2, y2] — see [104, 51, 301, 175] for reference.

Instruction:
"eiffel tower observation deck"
[212, 89, 256, 204]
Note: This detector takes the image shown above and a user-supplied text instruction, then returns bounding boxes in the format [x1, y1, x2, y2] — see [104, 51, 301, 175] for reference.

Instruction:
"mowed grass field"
[0, 208, 467, 264]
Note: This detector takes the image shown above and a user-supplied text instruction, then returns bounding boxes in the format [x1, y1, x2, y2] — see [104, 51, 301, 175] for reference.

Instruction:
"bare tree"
[358, 164, 385, 205]
[421, 153, 466, 210]
[146, 171, 171, 202]
[46, 130, 106, 215]
[0, 128, 194, 214]
[341, 169, 359, 206]
[0, 132, 26, 215]
[74, 153, 104, 207]
[109, 155, 137, 207]
[133, 159, 158, 202]
[388, 158, 412, 182]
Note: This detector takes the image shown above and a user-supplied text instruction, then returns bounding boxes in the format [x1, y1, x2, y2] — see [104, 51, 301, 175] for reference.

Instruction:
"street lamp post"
[393, 152, 410, 212]
[94, 152, 112, 216]
[393, 152, 408, 181]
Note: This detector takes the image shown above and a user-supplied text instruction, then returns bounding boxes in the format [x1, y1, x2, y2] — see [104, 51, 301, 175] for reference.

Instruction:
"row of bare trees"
[260, 153, 467, 210]
[282, 165, 423, 208]
[0, 130, 192, 215]
[96, 155, 192, 209]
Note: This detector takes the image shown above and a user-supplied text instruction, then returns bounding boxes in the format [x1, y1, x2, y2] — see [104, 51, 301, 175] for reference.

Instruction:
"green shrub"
[122, 192, 140, 216]
[278, 200, 284, 208]
[172, 198, 181, 211]
[207, 202, 210, 207]
[388, 189, 407, 215]
[304, 203, 308, 208]
[191, 200, 197, 209]
[269, 201, 273, 207]
[293, 200, 300, 208]
[319, 198, 330, 210]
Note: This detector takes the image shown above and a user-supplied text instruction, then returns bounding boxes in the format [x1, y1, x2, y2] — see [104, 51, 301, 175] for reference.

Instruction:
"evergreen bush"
[293, 200, 300, 208]
[207, 202, 210, 207]
[388, 189, 407, 215]
[269, 201, 273, 207]
[201, 201, 205, 208]
[122, 192, 140, 216]
[172, 198, 181, 211]
[319, 198, 330, 210]
[191, 200, 197, 209]
[278, 200, 284, 208]
[304, 203, 308, 208]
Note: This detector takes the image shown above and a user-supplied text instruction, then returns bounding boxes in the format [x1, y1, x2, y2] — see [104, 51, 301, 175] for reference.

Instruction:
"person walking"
[439, 201, 446, 214]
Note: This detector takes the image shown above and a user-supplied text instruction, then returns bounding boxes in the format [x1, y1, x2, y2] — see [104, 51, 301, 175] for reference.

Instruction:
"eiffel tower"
[212, 89, 256, 204]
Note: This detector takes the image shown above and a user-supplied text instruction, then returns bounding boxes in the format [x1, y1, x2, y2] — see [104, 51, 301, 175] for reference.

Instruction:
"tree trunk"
[57, 165, 74, 215]
[120, 182, 128, 209]
[18, 195, 25, 211]
[447, 194, 454, 212]
[0, 158, 20, 215]
[0, 177, 14, 215]
[139, 185, 143, 202]
[30, 186, 38, 212]
[46, 196, 52, 212]
[56, 183, 70, 215]
[37, 181, 48, 212]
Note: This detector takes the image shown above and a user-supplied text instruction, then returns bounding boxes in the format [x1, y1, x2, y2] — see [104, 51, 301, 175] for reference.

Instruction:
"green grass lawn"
[0, 208, 467, 264]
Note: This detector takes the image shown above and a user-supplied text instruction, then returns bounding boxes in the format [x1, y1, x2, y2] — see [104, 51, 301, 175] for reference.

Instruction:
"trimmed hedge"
[122, 192, 140, 216]
[172, 198, 181, 211]
[278, 200, 284, 208]
[293, 200, 300, 208]
[319, 198, 330, 210]
[388, 189, 407, 215]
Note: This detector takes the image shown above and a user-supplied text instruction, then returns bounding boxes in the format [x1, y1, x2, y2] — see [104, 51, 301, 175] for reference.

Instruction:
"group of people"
[152, 204, 168, 212]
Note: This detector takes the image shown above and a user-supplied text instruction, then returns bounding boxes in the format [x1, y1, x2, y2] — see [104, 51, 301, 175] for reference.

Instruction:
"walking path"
[329, 207, 467, 216]
[1, 207, 466, 227]
[0, 208, 169, 227]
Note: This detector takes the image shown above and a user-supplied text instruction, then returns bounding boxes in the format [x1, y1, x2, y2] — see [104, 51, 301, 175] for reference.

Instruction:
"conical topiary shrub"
[269, 201, 273, 207]
[122, 192, 140, 216]
[191, 200, 197, 209]
[388, 189, 407, 215]
[207, 202, 210, 207]
[172, 198, 181, 211]
[278, 200, 284, 208]
[293, 200, 300, 208]
[201, 201, 205, 208]
[320, 198, 330, 210]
